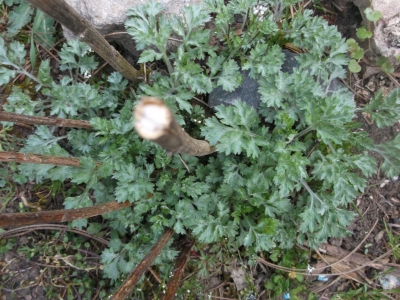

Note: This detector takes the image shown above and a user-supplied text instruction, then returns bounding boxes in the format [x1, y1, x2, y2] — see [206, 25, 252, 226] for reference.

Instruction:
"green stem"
[74, 60, 80, 83]
[287, 125, 315, 144]
[226, 24, 232, 49]
[300, 178, 324, 206]
[4, 61, 44, 85]
[158, 49, 180, 88]
[241, 8, 249, 33]
[208, 29, 261, 80]
[43, 135, 68, 147]
[227, 31, 261, 62]
[327, 141, 337, 154]
[161, 51, 174, 76]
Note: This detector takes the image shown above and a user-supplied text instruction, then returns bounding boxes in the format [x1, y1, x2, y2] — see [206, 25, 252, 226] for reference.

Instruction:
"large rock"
[63, 0, 204, 56]
[353, 0, 400, 63]
[209, 69, 260, 110]
[209, 50, 347, 110]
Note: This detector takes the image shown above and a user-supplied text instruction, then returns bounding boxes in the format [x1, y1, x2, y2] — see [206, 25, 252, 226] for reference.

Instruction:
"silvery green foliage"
[1, 0, 399, 285]
[3, 1, 34, 37]
[0, 0, 55, 50]
[3, 40, 119, 119]
[0, 37, 25, 85]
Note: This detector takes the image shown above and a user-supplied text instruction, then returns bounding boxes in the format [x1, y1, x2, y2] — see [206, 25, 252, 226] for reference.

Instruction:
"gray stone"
[353, 0, 400, 63]
[230, 267, 248, 291]
[352, 0, 400, 29]
[209, 49, 348, 110]
[63, 0, 204, 55]
[208, 69, 261, 110]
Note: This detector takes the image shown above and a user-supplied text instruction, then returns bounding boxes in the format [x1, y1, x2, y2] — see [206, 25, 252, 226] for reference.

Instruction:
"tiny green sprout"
[346, 38, 364, 59]
[364, 7, 382, 22]
[352, 48, 364, 60]
[377, 56, 394, 74]
[356, 27, 372, 41]
[346, 38, 358, 52]
[348, 59, 362, 73]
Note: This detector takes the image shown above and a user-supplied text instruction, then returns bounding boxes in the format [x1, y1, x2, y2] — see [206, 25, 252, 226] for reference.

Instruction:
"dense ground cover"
[1, 0, 400, 299]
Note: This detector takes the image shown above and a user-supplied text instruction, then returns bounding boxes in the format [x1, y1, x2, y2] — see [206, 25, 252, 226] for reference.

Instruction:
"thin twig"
[112, 228, 175, 300]
[0, 111, 92, 129]
[148, 267, 162, 284]
[162, 240, 194, 300]
[0, 224, 109, 245]
[0, 151, 81, 167]
[193, 96, 212, 108]
[387, 72, 400, 88]
[258, 246, 393, 277]
[311, 276, 341, 294]
[1, 284, 39, 292]
[0, 200, 133, 227]
[178, 154, 192, 173]
[257, 219, 379, 274]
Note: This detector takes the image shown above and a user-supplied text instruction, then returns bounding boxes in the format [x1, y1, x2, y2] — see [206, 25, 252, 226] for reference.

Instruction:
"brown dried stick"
[0, 201, 132, 228]
[134, 97, 216, 156]
[0, 111, 92, 129]
[112, 228, 175, 300]
[0, 224, 109, 245]
[0, 151, 81, 167]
[162, 241, 194, 300]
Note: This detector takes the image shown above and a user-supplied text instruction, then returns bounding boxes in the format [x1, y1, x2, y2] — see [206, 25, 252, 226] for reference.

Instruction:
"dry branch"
[0, 224, 109, 245]
[162, 240, 194, 300]
[0, 151, 81, 167]
[134, 97, 216, 156]
[112, 228, 175, 300]
[0, 201, 132, 228]
[0, 111, 92, 129]
[319, 243, 390, 270]
[25, 0, 143, 84]
[322, 254, 369, 284]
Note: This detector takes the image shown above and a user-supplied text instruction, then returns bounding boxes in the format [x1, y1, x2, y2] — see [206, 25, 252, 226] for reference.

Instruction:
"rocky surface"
[209, 49, 347, 110]
[353, 0, 400, 63]
[208, 69, 261, 110]
[63, 0, 204, 55]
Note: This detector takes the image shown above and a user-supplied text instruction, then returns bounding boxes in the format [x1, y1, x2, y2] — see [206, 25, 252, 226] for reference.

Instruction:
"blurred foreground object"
[134, 97, 216, 156]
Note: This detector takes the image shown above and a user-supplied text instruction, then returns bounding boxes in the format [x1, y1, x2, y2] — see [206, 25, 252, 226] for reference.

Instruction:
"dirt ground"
[343, 109, 400, 259]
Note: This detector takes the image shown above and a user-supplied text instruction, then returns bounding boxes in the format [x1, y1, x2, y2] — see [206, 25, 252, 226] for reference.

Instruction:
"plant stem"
[162, 51, 174, 77]
[0, 201, 133, 227]
[159, 47, 178, 86]
[0, 151, 81, 167]
[288, 126, 315, 144]
[162, 240, 194, 300]
[0, 111, 93, 129]
[241, 8, 249, 33]
[5, 61, 43, 84]
[112, 228, 175, 300]
[300, 178, 324, 206]
[134, 97, 216, 156]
